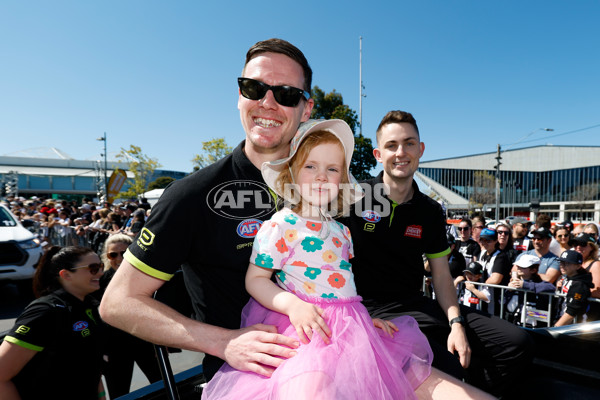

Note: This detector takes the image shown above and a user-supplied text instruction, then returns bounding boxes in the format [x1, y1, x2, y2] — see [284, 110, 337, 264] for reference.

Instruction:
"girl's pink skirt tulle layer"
[202, 296, 432, 400]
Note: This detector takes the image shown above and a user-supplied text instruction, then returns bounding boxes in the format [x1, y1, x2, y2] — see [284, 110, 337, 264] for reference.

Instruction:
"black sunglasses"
[108, 250, 126, 259]
[457, 227, 470, 231]
[72, 263, 102, 275]
[238, 77, 310, 107]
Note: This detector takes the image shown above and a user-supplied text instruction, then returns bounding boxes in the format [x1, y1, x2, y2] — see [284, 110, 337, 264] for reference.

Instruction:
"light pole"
[494, 128, 553, 223]
[96, 132, 108, 202]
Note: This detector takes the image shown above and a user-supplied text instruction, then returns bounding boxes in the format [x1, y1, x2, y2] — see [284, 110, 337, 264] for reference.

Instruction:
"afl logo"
[237, 219, 263, 238]
[207, 180, 275, 220]
[73, 321, 89, 332]
[362, 210, 381, 223]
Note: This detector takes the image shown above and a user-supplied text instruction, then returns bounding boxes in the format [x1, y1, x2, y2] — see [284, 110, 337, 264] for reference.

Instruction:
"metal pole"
[359, 36, 363, 136]
[495, 144, 501, 222]
[103, 132, 108, 200]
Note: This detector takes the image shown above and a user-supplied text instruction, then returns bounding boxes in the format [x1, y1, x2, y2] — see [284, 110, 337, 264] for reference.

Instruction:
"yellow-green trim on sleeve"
[124, 250, 174, 281]
[4, 336, 44, 352]
[425, 247, 451, 259]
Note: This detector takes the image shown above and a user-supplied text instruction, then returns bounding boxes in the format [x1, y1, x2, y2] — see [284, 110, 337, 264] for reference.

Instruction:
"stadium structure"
[416, 145, 600, 223]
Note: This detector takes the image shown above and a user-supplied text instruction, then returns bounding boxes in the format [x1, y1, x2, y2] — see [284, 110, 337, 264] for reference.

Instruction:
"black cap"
[531, 226, 552, 239]
[559, 220, 574, 231]
[569, 232, 595, 247]
[463, 262, 484, 275]
[558, 250, 583, 265]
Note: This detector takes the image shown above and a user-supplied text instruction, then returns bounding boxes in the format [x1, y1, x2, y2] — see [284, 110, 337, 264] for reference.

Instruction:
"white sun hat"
[261, 119, 364, 209]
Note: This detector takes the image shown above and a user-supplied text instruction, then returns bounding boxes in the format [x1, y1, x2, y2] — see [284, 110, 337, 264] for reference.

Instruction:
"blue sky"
[2, 1, 599, 174]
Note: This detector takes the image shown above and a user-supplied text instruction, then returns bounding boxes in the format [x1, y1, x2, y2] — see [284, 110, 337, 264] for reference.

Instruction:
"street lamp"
[96, 132, 108, 202]
[494, 128, 554, 222]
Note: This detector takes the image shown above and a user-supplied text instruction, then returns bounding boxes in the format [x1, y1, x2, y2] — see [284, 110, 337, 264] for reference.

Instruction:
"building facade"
[417, 145, 600, 223]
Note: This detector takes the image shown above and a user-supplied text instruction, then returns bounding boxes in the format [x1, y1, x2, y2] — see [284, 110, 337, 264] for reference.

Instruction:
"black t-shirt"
[339, 173, 450, 304]
[456, 239, 481, 264]
[5, 289, 104, 400]
[125, 141, 277, 377]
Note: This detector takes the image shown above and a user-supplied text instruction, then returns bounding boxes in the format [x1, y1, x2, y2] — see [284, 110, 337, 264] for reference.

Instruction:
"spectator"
[98, 234, 161, 398]
[571, 223, 584, 237]
[471, 216, 486, 243]
[123, 209, 146, 237]
[79, 203, 94, 225]
[496, 222, 518, 264]
[455, 218, 480, 265]
[554, 250, 593, 326]
[0, 246, 106, 399]
[511, 217, 533, 253]
[559, 220, 575, 235]
[535, 214, 561, 256]
[583, 222, 600, 244]
[478, 228, 512, 315]
[517, 227, 561, 284]
[505, 254, 556, 327]
[456, 262, 490, 311]
[447, 233, 467, 279]
[554, 226, 571, 254]
[569, 232, 600, 321]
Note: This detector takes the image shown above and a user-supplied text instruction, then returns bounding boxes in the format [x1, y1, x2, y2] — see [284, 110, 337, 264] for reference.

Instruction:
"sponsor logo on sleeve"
[15, 325, 30, 335]
[138, 227, 155, 247]
[404, 225, 423, 239]
[236, 219, 263, 238]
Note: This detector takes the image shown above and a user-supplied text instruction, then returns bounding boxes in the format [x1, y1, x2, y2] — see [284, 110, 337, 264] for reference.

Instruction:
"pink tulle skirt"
[202, 295, 432, 400]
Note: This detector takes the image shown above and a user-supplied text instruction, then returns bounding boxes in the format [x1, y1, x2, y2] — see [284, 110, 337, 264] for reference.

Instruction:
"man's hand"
[447, 324, 471, 368]
[222, 324, 300, 377]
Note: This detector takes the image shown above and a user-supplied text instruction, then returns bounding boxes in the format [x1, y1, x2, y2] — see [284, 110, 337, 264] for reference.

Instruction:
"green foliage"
[115, 145, 162, 198]
[310, 86, 375, 180]
[148, 176, 175, 190]
[192, 138, 233, 171]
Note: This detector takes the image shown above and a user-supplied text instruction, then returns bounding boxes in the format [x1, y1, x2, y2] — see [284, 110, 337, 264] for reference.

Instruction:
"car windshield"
[0, 208, 18, 227]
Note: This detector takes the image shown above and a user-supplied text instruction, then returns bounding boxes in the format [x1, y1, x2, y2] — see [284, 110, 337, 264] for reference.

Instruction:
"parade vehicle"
[0, 204, 43, 293]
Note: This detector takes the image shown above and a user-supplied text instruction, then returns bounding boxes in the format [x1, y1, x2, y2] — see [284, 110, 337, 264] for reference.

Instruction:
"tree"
[192, 138, 233, 171]
[148, 176, 175, 190]
[469, 170, 496, 217]
[571, 182, 599, 223]
[116, 145, 162, 198]
[310, 86, 376, 180]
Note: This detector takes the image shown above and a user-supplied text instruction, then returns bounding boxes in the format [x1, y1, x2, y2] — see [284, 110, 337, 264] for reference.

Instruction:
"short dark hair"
[376, 110, 420, 144]
[459, 218, 473, 228]
[244, 38, 312, 94]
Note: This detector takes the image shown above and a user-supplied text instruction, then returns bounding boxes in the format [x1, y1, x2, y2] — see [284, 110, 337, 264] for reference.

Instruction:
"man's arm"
[99, 260, 299, 377]
[540, 267, 560, 284]
[429, 256, 471, 368]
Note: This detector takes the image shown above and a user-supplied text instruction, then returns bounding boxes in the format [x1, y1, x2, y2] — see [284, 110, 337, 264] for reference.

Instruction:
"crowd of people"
[451, 214, 600, 327]
[1, 196, 151, 252]
[1, 37, 599, 399]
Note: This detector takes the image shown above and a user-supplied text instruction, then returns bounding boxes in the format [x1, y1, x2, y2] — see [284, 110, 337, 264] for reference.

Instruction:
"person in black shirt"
[0, 246, 106, 400]
[99, 38, 315, 380]
[455, 218, 481, 265]
[342, 110, 533, 397]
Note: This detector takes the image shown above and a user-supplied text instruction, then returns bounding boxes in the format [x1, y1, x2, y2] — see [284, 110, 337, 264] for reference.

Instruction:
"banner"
[107, 169, 127, 203]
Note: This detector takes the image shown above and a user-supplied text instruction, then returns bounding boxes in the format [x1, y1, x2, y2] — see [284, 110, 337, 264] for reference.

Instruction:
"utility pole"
[96, 132, 108, 202]
[359, 36, 366, 136]
[495, 144, 502, 222]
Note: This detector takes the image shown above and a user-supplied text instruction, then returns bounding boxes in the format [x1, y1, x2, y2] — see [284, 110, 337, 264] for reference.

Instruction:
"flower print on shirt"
[306, 221, 322, 232]
[327, 273, 346, 289]
[285, 229, 298, 242]
[304, 281, 316, 294]
[302, 236, 324, 252]
[255, 253, 274, 269]
[284, 213, 298, 225]
[276, 270, 287, 283]
[339, 260, 352, 271]
[331, 237, 343, 248]
[322, 250, 337, 264]
[275, 237, 288, 254]
[321, 264, 334, 271]
[280, 247, 296, 268]
[321, 293, 337, 299]
[304, 267, 322, 280]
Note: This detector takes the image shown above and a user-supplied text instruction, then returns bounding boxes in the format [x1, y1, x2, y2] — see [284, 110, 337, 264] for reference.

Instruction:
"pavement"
[0, 282, 204, 399]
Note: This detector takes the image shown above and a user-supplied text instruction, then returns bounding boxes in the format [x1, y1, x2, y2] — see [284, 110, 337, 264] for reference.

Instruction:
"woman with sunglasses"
[0, 246, 106, 400]
[496, 223, 517, 264]
[554, 226, 571, 254]
[98, 234, 162, 399]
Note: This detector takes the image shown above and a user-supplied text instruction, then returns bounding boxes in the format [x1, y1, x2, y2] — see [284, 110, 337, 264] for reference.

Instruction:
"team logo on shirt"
[15, 325, 30, 334]
[73, 321, 89, 331]
[361, 210, 381, 223]
[207, 180, 275, 220]
[236, 219, 263, 238]
[404, 225, 423, 239]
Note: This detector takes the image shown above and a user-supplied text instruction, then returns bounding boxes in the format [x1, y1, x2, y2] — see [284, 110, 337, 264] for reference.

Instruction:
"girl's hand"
[288, 301, 331, 345]
[373, 318, 399, 338]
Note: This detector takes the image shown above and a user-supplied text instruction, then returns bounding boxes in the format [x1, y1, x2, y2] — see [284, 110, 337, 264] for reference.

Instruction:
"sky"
[2, 1, 599, 175]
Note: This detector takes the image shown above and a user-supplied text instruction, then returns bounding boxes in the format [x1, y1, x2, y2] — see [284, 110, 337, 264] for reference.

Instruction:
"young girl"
[202, 119, 433, 399]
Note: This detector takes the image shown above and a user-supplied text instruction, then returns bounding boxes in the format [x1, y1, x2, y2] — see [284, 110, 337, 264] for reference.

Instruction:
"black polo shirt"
[340, 173, 450, 304]
[125, 141, 277, 377]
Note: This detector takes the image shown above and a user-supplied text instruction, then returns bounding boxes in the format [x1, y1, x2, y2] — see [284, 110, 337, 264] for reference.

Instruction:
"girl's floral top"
[251, 208, 356, 299]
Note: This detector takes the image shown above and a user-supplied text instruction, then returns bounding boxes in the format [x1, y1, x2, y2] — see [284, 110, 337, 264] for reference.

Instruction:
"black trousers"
[363, 296, 535, 396]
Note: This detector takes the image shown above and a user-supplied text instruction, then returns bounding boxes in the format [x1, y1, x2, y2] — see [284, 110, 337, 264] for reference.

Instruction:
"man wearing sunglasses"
[100, 38, 313, 381]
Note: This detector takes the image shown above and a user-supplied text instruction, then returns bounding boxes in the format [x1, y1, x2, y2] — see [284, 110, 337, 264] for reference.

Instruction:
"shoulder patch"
[404, 225, 423, 239]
